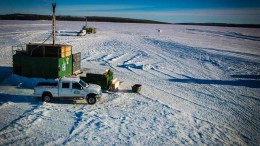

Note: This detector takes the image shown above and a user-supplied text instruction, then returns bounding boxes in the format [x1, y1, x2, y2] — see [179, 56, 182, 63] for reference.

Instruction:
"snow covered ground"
[0, 20, 260, 145]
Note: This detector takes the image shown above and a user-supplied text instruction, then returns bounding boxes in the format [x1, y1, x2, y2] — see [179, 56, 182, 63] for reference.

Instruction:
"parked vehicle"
[33, 77, 102, 104]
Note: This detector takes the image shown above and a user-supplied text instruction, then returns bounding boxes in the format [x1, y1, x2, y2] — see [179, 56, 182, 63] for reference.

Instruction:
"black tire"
[87, 94, 96, 105]
[42, 93, 52, 103]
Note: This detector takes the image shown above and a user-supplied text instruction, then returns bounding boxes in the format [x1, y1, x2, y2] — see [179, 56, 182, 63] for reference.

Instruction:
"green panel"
[31, 57, 58, 78]
[58, 55, 72, 78]
[80, 71, 114, 89]
[13, 54, 59, 78]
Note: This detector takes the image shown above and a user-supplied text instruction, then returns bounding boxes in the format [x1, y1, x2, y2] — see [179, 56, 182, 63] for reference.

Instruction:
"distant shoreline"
[1, 13, 260, 28]
[176, 23, 260, 28]
[0, 14, 169, 24]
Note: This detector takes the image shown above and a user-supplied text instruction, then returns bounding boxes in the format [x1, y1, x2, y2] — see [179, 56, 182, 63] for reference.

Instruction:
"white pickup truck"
[33, 78, 102, 104]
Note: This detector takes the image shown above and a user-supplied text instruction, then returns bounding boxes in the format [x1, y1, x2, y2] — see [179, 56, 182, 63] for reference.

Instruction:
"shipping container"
[13, 44, 72, 79]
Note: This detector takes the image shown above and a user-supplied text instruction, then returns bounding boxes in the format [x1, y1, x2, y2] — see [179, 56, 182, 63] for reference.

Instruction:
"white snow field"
[0, 20, 260, 145]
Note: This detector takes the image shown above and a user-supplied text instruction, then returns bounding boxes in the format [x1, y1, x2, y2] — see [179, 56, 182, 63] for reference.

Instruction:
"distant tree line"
[0, 14, 170, 24]
[1, 14, 259, 28]
[177, 23, 260, 28]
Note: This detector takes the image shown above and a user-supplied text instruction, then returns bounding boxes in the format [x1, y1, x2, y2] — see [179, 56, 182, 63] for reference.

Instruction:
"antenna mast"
[52, 3, 56, 45]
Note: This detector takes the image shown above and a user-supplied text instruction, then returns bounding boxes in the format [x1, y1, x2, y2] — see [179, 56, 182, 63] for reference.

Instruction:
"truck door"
[72, 82, 85, 97]
[60, 82, 71, 97]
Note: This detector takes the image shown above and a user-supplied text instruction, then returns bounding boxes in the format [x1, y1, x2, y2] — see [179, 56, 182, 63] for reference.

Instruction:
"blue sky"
[0, 0, 260, 24]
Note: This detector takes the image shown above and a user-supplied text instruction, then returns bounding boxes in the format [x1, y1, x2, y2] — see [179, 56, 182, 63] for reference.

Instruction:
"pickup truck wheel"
[87, 95, 96, 105]
[42, 93, 52, 102]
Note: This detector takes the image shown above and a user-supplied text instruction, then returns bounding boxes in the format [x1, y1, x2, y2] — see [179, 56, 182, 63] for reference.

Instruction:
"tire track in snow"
[117, 58, 254, 143]
[0, 101, 81, 145]
[109, 92, 231, 145]
[68, 111, 84, 136]
[0, 103, 44, 145]
[117, 62, 229, 119]
[142, 73, 259, 141]
[107, 53, 129, 63]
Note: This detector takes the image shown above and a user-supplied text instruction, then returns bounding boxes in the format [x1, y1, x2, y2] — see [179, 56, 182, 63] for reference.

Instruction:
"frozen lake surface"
[0, 20, 260, 145]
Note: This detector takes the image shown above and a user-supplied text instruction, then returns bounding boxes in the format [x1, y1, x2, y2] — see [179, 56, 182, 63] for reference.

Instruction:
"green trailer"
[82, 26, 96, 34]
[80, 70, 113, 89]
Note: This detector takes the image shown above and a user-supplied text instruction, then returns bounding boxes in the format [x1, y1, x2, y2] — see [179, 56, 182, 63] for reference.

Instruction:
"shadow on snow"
[0, 93, 37, 105]
[0, 93, 91, 105]
[0, 66, 12, 82]
[169, 76, 260, 88]
[231, 75, 260, 79]
[57, 31, 79, 36]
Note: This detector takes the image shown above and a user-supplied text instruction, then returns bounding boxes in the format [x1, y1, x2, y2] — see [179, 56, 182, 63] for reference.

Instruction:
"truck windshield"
[79, 79, 88, 87]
